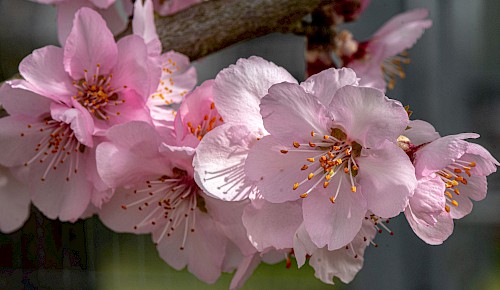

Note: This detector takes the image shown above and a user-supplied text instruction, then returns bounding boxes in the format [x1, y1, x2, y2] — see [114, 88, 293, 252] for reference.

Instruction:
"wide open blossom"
[339, 9, 432, 91]
[245, 76, 416, 250]
[19, 7, 159, 135]
[133, 0, 197, 123]
[293, 213, 379, 285]
[401, 122, 499, 244]
[0, 81, 108, 221]
[30, 0, 131, 45]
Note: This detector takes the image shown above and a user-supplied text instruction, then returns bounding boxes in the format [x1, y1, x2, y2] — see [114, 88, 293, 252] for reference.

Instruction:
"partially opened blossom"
[293, 213, 378, 285]
[0, 81, 108, 221]
[245, 75, 416, 250]
[133, 0, 197, 123]
[19, 7, 159, 134]
[0, 166, 31, 233]
[30, 0, 130, 45]
[403, 128, 499, 244]
[340, 9, 432, 91]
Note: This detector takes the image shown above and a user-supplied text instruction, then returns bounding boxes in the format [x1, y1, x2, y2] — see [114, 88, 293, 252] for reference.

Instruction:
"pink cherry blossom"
[96, 121, 245, 283]
[0, 81, 109, 221]
[293, 213, 378, 285]
[403, 131, 498, 244]
[132, 0, 197, 123]
[0, 166, 31, 233]
[245, 76, 416, 250]
[341, 9, 432, 91]
[19, 7, 159, 135]
[30, 0, 130, 45]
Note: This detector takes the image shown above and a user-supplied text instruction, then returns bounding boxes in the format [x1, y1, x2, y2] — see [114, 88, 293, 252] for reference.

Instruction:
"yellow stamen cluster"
[381, 51, 411, 90]
[438, 161, 476, 213]
[186, 102, 223, 141]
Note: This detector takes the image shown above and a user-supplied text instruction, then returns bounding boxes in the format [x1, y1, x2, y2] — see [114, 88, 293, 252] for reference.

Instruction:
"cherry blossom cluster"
[0, 0, 497, 288]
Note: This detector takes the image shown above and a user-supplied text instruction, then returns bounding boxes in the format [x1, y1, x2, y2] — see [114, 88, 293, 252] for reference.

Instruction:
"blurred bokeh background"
[0, 0, 499, 289]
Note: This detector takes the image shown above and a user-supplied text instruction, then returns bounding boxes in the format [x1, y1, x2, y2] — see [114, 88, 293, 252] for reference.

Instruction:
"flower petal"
[0, 167, 31, 233]
[63, 7, 118, 79]
[404, 119, 440, 146]
[213, 56, 297, 131]
[407, 175, 445, 226]
[405, 209, 453, 245]
[462, 143, 499, 176]
[261, 82, 331, 145]
[300, 68, 359, 106]
[356, 141, 416, 218]
[329, 85, 408, 148]
[0, 81, 52, 117]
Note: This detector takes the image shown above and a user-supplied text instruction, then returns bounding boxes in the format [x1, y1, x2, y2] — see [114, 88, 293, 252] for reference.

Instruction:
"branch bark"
[156, 0, 333, 60]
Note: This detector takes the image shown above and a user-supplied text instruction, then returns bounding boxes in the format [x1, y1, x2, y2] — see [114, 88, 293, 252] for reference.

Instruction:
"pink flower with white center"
[0, 81, 108, 221]
[401, 125, 499, 244]
[132, 0, 197, 123]
[340, 9, 432, 91]
[97, 121, 232, 283]
[30, 0, 131, 45]
[153, 0, 201, 16]
[19, 7, 158, 135]
[293, 213, 379, 285]
[172, 80, 222, 147]
[0, 166, 31, 233]
[245, 79, 416, 250]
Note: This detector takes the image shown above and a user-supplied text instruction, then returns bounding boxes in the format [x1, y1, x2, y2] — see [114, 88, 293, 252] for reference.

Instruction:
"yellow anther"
[351, 186, 357, 193]
[345, 149, 351, 156]
[445, 205, 450, 213]
[352, 165, 359, 171]
[300, 193, 308, 198]
[325, 174, 332, 181]
[301, 165, 309, 170]
[344, 167, 349, 173]
[323, 135, 329, 140]
[320, 156, 327, 162]
[445, 183, 452, 188]
[307, 158, 315, 162]
[335, 159, 343, 165]
[310, 131, 316, 137]
[210, 102, 215, 110]
[187, 122, 193, 128]
[465, 169, 471, 177]
[469, 162, 476, 167]
[293, 183, 299, 190]
[451, 200, 459, 207]
[293, 142, 300, 148]
[333, 146, 341, 151]
[451, 180, 459, 186]
[323, 181, 329, 188]
[460, 178, 468, 185]
[445, 191, 453, 199]
[204, 115, 209, 121]
[327, 152, 335, 158]
[308, 173, 314, 180]
[454, 168, 462, 173]
[329, 196, 335, 204]
[454, 189, 460, 195]
[309, 141, 316, 147]
[280, 150, 288, 154]
[456, 176, 464, 181]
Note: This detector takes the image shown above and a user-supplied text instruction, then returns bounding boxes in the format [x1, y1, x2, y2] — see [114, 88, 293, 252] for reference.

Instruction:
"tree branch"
[156, 0, 333, 60]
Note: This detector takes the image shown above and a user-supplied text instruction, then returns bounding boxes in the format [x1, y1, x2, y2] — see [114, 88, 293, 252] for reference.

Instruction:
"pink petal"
[293, 224, 318, 267]
[63, 7, 118, 79]
[261, 82, 331, 145]
[193, 123, 259, 201]
[242, 200, 302, 251]
[372, 9, 432, 59]
[19, 46, 75, 103]
[356, 141, 416, 218]
[408, 175, 445, 226]
[462, 143, 499, 176]
[50, 103, 94, 147]
[90, 0, 115, 9]
[449, 176, 486, 220]
[0, 167, 31, 233]
[404, 119, 440, 146]
[0, 81, 52, 117]
[414, 133, 479, 177]
[245, 135, 312, 203]
[300, 68, 359, 106]
[229, 254, 261, 290]
[154, 210, 227, 283]
[113, 35, 157, 99]
[213, 56, 297, 131]
[405, 209, 453, 245]
[132, 0, 160, 52]
[329, 85, 408, 148]
[303, 178, 366, 250]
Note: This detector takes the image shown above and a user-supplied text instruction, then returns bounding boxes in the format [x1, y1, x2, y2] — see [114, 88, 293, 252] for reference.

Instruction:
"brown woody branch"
[156, 0, 333, 60]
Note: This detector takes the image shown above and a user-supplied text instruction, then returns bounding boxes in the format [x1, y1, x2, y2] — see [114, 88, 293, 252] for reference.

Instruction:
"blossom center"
[72, 64, 126, 120]
[437, 160, 476, 213]
[21, 116, 84, 182]
[186, 102, 223, 141]
[121, 168, 203, 250]
[281, 128, 361, 203]
[151, 58, 188, 105]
